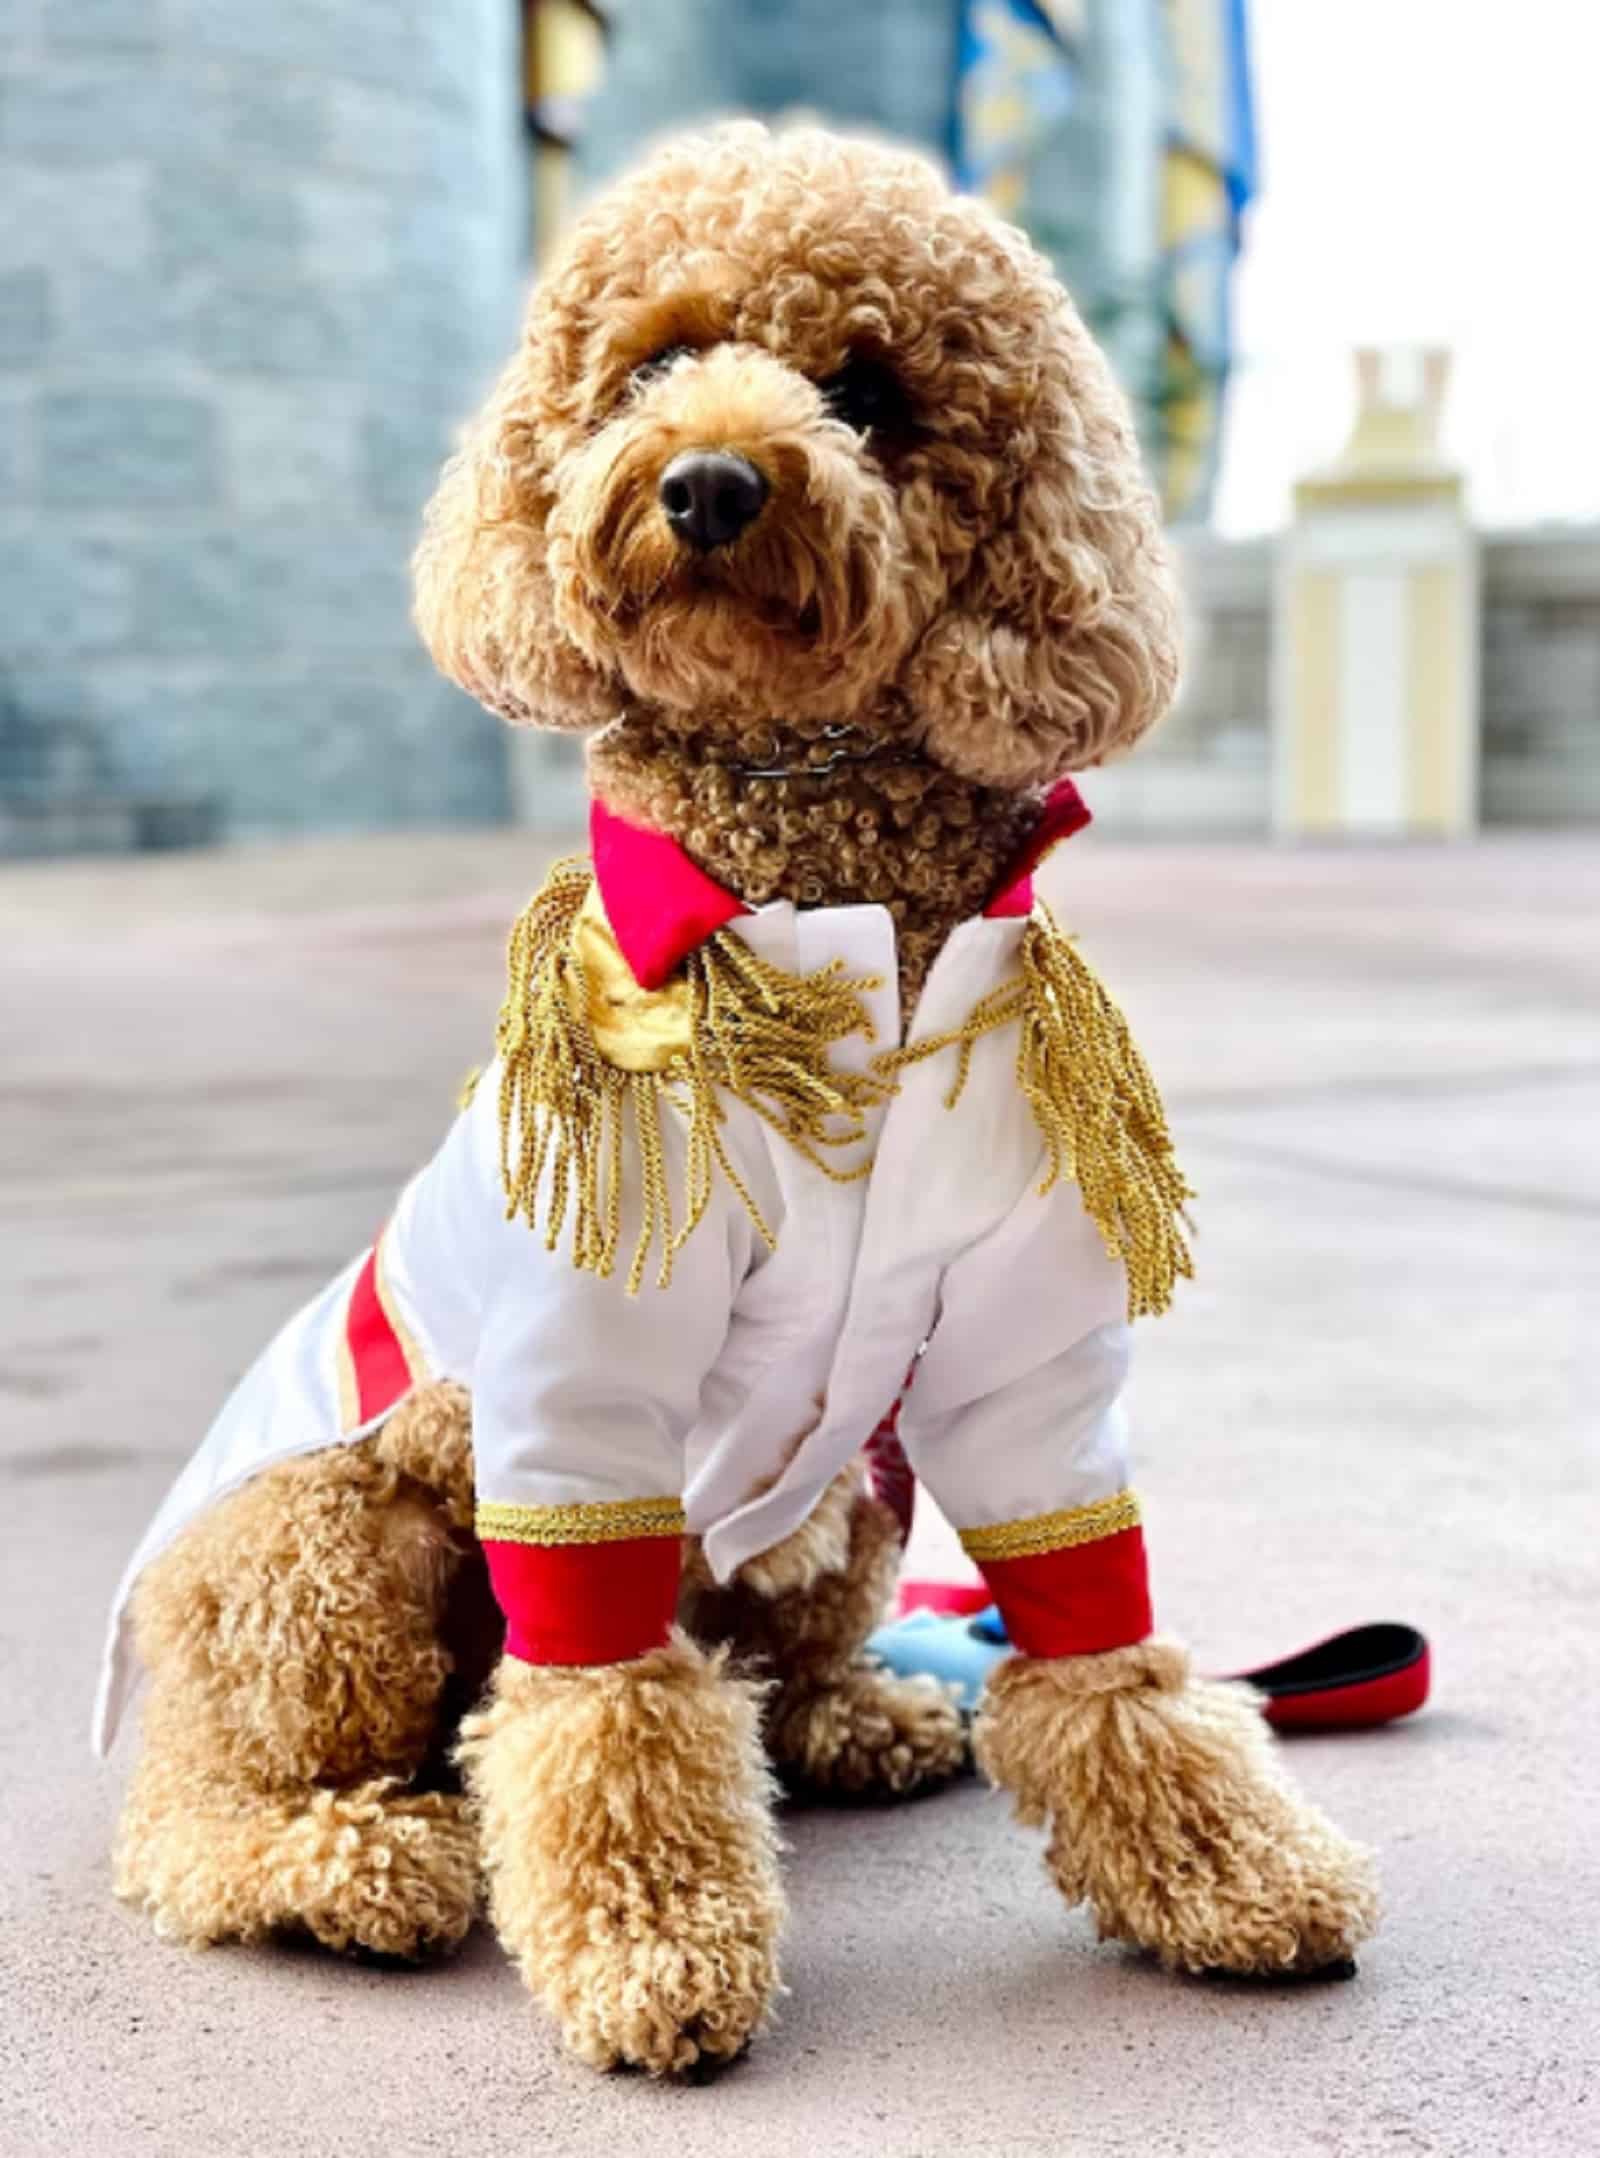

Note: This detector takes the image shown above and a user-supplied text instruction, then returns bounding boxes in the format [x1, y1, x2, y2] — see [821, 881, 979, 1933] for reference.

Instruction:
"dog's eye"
[818, 355, 904, 437]
[630, 343, 692, 386]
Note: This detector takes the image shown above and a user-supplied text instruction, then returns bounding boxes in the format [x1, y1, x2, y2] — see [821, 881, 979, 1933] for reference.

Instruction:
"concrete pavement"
[1, 828, 1595, 2157]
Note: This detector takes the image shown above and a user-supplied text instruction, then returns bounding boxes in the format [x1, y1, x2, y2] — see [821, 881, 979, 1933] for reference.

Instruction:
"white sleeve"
[896, 1172, 1135, 1535]
[448, 1064, 772, 1666]
[464, 1073, 761, 1513]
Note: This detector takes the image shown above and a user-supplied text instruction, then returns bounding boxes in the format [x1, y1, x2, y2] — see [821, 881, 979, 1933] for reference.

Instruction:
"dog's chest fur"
[590, 719, 1040, 1004]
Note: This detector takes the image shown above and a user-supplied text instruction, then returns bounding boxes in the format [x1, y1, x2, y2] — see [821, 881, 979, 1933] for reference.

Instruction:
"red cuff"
[977, 1526, 1153, 1658]
[481, 1536, 682, 1666]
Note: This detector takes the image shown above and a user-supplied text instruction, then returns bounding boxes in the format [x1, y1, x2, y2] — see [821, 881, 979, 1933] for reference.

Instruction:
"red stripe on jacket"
[345, 1245, 414, 1426]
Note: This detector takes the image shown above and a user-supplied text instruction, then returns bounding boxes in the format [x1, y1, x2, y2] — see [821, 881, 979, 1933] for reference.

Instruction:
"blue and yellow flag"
[954, 0, 1255, 523]
[953, 0, 1082, 218]
[1159, 0, 1257, 518]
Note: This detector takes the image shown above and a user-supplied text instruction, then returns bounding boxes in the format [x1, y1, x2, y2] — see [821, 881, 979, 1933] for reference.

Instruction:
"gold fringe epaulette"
[882, 904, 1194, 1318]
[494, 859, 894, 1294]
[492, 864, 1193, 1316]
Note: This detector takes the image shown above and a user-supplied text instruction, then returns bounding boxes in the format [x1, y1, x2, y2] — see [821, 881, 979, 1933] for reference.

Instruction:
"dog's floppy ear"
[412, 353, 615, 731]
[904, 313, 1180, 790]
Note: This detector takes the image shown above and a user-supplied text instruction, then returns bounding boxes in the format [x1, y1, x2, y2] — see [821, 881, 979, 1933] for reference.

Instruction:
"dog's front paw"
[556, 1892, 780, 2074]
[977, 1639, 1378, 1977]
[1050, 1777, 1377, 1978]
[459, 1638, 786, 2075]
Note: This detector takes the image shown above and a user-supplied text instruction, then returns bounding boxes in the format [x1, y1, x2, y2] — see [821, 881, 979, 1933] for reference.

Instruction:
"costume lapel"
[589, 775, 1092, 985]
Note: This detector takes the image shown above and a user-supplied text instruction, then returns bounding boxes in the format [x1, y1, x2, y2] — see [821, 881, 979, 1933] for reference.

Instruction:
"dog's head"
[414, 123, 1178, 792]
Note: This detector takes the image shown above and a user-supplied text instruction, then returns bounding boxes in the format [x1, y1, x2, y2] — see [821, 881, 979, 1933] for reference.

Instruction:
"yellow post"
[1273, 348, 1479, 837]
[526, 0, 608, 259]
[508, 1, 609, 832]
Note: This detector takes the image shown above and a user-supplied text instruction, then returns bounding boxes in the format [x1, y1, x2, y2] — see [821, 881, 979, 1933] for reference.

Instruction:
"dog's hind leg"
[114, 1387, 481, 1959]
[681, 1465, 967, 1798]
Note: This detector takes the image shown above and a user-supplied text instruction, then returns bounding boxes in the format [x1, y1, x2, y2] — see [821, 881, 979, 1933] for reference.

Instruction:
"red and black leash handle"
[1227, 1621, 1430, 1732]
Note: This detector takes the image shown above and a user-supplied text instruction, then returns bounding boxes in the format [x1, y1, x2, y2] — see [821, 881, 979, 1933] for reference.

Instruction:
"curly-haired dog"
[101, 124, 1376, 2076]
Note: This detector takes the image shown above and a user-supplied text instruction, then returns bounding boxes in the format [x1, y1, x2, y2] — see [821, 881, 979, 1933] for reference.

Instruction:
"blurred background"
[1, 0, 1595, 851]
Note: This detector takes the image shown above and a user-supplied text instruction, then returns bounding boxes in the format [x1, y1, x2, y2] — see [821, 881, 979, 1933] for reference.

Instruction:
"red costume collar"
[590, 777, 1091, 990]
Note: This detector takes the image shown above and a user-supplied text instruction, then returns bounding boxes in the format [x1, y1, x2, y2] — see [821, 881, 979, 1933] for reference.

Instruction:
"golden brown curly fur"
[116, 1387, 951, 2045]
[117, 121, 1369, 2077]
[457, 1638, 784, 2073]
[414, 120, 1178, 997]
[974, 1640, 1379, 1973]
[115, 1437, 479, 1958]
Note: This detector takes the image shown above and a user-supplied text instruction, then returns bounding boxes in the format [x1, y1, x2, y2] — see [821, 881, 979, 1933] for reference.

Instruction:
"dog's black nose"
[659, 450, 768, 551]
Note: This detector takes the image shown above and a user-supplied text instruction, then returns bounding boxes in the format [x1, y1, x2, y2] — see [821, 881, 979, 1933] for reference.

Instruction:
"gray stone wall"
[0, 0, 525, 852]
[576, 0, 960, 189]
[1479, 532, 1600, 824]
[1090, 526, 1600, 833]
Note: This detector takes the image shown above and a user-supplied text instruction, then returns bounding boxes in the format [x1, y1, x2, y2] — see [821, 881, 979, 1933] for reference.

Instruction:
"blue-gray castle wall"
[0, 0, 525, 847]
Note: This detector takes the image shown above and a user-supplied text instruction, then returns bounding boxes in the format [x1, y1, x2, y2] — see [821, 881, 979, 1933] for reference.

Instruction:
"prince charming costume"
[96, 780, 1191, 1752]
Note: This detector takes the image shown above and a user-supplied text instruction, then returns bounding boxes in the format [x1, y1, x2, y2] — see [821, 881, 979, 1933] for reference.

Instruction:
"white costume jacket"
[96, 784, 1187, 1753]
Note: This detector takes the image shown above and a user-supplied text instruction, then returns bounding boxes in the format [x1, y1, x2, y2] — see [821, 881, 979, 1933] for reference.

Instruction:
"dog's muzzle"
[659, 449, 769, 553]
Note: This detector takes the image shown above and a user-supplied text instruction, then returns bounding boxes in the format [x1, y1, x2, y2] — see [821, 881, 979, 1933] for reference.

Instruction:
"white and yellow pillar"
[1273, 348, 1479, 837]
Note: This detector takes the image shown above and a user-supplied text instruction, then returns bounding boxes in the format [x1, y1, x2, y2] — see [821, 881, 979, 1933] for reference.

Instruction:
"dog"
[103, 123, 1376, 2075]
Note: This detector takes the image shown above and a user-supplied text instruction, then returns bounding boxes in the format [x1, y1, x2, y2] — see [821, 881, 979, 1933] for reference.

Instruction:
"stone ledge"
[0, 791, 221, 859]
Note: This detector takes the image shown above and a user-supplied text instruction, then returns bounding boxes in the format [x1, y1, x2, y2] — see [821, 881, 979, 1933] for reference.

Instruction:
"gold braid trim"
[477, 1496, 686, 1546]
[495, 859, 895, 1295]
[877, 904, 1194, 1319]
[959, 1489, 1142, 1562]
